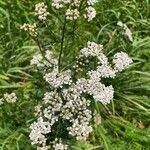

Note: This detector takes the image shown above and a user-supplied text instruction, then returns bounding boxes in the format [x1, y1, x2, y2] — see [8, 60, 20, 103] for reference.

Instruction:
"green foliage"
[0, 0, 150, 149]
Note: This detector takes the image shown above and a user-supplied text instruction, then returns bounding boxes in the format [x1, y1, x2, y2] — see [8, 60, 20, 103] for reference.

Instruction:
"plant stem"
[45, 21, 59, 42]
[35, 38, 53, 65]
[58, 17, 67, 72]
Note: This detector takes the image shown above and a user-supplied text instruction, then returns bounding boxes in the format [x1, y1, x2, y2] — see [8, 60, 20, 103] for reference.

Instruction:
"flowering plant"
[20, 1, 133, 150]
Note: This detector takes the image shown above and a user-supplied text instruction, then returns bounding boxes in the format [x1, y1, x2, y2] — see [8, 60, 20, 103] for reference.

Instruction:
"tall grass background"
[0, 0, 150, 149]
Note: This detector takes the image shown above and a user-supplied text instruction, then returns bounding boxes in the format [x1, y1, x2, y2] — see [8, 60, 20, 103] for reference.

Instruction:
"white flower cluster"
[44, 69, 72, 88]
[52, 0, 66, 9]
[53, 138, 68, 150]
[29, 41, 132, 149]
[31, 54, 43, 67]
[30, 92, 63, 150]
[43, 91, 62, 115]
[87, 0, 97, 5]
[96, 65, 116, 78]
[30, 80, 92, 149]
[29, 117, 51, 149]
[37, 145, 49, 150]
[75, 77, 114, 105]
[52, 0, 97, 21]
[34, 105, 42, 116]
[117, 21, 133, 42]
[62, 86, 92, 140]
[80, 41, 103, 57]
[68, 119, 93, 140]
[66, 9, 80, 20]
[113, 51, 133, 72]
[35, 2, 49, 21]
[0, 92, 17, 105]
[75, 41, 132, 104]
[30, 50, 58, 68]
[4, 93, 17, 103]
[20, 23, 37, 36]
[80, 41, 132, 74]
[84, 6, 96, 22]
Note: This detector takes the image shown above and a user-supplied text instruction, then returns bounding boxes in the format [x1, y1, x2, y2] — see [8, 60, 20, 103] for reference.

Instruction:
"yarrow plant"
[20, 1, 133, 150]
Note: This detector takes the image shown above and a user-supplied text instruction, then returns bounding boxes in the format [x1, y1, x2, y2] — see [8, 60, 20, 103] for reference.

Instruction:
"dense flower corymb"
[113, 51, 133, 72]
[44, 69, 72, 88]
[35, 2, 49, 21]
[52, 0, 97, 21]
[3, 93, 17, 103]
[29, 40, 132, 149]
[66, 9, 80, 20]
[84, 6, 96, 22]
[53, 138, 68, 150]
[29, 117, 51, 146]
[20, 23, 37, 36]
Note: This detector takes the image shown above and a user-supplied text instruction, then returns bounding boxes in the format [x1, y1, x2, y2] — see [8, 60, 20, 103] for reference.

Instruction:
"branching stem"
[58, 17, 67, 72]
[35, 38, 53, 65]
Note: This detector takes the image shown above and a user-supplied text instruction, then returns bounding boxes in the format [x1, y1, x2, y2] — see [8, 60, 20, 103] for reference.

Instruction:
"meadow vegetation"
[0, 0, 150, 149]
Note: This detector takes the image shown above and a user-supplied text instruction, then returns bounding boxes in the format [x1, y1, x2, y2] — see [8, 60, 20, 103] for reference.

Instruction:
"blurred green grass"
[0, 0, 150, 149]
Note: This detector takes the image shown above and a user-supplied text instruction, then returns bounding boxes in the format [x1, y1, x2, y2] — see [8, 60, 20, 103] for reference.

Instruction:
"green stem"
[45, 21, 59, 42]
[58, 17, 67, 72]
[35, 38, 53, 66]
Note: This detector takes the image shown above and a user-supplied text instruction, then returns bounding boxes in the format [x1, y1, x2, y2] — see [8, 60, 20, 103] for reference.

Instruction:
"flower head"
[35, 2, 49, 21]
[3, 93, 17, 103]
